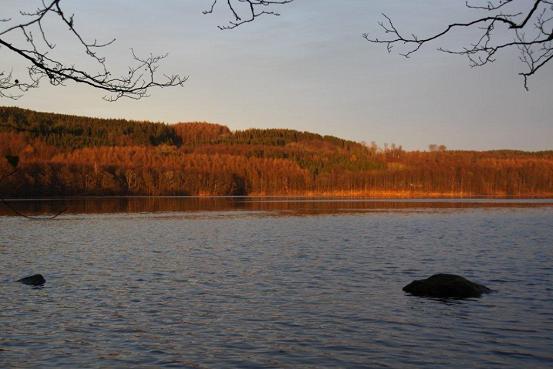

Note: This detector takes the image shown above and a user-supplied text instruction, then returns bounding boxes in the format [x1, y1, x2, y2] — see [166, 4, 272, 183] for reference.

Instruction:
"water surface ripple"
[1, 200, 552, 368]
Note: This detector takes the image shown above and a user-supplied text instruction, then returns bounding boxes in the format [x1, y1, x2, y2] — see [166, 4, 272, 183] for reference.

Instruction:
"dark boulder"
[17, 274, 46, 286]
[403, 273, 491, 298]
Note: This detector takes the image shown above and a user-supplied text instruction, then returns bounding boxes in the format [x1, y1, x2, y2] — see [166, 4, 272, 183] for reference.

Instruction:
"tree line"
[1, 106, 552, 197]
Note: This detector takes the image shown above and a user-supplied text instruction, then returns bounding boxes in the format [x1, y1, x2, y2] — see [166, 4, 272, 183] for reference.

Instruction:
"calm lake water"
[1, 198, 553, 368]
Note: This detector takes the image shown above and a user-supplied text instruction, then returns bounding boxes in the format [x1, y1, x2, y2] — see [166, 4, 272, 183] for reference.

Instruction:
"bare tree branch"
[365, 0, 553, 89]
[0, 0, 187, 100]
[203, 0, 293, 30]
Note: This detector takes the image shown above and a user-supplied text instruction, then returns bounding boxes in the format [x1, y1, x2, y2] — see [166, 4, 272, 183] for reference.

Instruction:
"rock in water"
[403, 274, 491, 298]
[17, 274, 46, 286]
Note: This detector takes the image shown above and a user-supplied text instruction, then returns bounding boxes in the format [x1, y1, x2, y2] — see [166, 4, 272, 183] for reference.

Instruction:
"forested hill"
[1, 106, 553, 197]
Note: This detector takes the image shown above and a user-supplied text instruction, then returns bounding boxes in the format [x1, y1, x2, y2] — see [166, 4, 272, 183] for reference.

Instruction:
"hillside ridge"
[1, 106, 553, 198]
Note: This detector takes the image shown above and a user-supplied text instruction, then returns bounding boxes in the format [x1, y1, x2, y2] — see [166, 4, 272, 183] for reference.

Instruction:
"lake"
[1, 198, 552, 368]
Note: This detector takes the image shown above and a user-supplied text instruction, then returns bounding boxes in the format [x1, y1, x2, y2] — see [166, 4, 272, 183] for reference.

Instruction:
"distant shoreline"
[2, 195, 552, 217]
[3, 106, 553, 200]
[4, 194, 553, 200]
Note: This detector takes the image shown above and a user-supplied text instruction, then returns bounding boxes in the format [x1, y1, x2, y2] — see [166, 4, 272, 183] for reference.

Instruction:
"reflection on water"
[2, 196, 553, 216]
[1, 200, 553, 368]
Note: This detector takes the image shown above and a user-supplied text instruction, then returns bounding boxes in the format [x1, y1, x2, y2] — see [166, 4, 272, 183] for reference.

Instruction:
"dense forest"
[1, 106, 553, 197]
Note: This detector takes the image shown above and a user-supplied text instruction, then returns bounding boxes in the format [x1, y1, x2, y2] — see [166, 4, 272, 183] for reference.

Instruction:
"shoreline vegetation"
[2, 106, 553, 198]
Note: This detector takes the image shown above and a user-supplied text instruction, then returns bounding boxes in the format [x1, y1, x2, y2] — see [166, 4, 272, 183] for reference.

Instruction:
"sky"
[1, 0, 552, 151]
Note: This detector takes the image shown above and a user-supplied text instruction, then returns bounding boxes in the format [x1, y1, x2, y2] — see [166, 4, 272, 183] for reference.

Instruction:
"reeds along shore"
[1, 106, 553, 198]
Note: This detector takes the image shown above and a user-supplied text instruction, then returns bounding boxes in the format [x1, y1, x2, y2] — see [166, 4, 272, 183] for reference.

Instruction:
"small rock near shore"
[403, 273, 491, 298]
[17, 274, 46, 286]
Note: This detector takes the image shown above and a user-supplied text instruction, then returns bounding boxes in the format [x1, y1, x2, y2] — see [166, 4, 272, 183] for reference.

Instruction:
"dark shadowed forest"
[1, 106, 552, 198]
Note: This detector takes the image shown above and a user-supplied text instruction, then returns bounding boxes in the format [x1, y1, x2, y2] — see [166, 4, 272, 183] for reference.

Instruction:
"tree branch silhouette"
[0, 0, 187, 101]
[364, 0, 553, 89]
[203, 0, 293, 30]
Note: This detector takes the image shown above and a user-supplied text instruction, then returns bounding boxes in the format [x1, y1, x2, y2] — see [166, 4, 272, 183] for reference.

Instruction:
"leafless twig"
[0, 0, 187, 100]
[203, 0, 293, 30]
[364, 0, 553, 89]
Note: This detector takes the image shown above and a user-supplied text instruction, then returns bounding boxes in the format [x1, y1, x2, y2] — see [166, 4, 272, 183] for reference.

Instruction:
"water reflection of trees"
[1, 197, 551, 217]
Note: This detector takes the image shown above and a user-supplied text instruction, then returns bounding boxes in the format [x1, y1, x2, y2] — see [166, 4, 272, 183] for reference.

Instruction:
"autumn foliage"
[1, 106, 552, 197]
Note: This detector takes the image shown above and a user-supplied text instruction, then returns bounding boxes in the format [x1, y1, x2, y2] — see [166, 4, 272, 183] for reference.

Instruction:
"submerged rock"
[17, 274, 46, 286]
[403, 274, 490, 298]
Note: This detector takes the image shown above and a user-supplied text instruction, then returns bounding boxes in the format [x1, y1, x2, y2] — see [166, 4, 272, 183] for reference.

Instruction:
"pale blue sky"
[1, 0, 552, 150]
